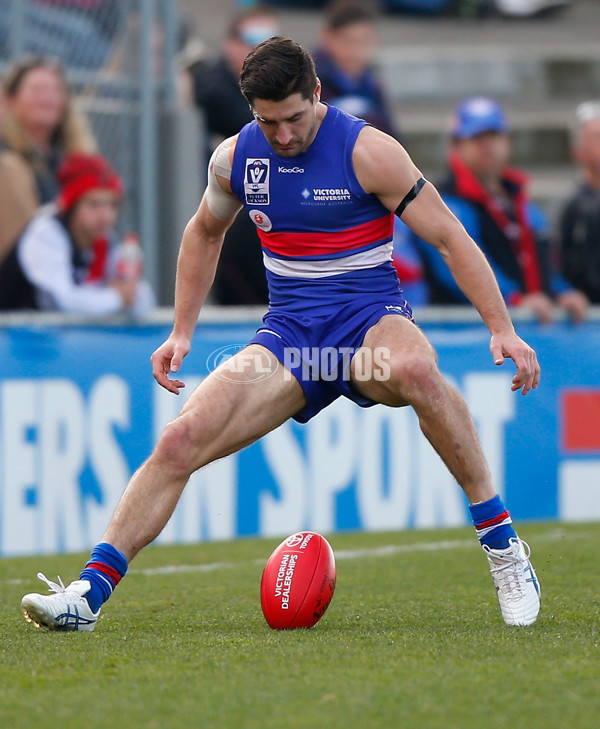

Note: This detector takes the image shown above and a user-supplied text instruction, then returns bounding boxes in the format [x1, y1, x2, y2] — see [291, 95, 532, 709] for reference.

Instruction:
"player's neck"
[305, 102, 328, 151]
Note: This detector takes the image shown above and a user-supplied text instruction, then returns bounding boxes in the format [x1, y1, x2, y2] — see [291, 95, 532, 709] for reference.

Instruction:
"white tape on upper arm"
[206, 138, 242, 220]
[211, 137, 233, 180]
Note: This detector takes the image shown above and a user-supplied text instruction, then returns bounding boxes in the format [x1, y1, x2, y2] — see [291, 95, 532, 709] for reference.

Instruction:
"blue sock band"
[79, 542, 128, 613]
[469, 494, 517, 549]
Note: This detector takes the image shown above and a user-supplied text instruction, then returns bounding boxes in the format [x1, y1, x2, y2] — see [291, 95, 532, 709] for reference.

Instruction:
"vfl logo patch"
[244, 158, 270, 205]
[249, 209, 272, 232]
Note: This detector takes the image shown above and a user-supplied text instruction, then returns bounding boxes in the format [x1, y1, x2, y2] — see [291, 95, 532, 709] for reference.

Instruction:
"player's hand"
[490, 331, 540, 395]
[150, 334, 190, 394]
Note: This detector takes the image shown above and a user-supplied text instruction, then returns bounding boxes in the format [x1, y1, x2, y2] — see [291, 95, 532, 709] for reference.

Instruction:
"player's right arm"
[151, 136, 243, 393]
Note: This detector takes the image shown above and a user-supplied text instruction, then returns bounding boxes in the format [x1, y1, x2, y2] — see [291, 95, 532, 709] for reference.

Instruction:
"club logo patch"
[249, 209, 272, 232]
[244, 158, 270, 205]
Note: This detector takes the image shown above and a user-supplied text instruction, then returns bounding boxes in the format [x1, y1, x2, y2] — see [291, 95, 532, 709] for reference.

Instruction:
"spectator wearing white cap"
[413, 96, 589, 323]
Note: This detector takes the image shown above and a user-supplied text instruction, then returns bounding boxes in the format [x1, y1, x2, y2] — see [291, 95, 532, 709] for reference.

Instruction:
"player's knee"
[153, 417, 201, 477]
[388, 351, 440, 400]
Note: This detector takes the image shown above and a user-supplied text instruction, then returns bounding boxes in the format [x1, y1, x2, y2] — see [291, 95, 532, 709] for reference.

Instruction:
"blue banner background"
[1, 317, 599, 555]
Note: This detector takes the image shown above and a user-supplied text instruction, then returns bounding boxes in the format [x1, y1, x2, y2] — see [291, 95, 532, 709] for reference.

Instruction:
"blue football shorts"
[248, 296, 414, 423]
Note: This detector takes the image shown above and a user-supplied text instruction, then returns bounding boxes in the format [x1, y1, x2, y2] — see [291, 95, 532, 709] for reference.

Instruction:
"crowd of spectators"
[413, 96, 589, 323]
[0, 0, 597, 323]
[0, 52, 154, 316]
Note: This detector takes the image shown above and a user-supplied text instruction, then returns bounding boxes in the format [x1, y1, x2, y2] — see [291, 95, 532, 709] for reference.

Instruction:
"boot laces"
[37, 572, 66, 594]
[488, 540, 531, 602]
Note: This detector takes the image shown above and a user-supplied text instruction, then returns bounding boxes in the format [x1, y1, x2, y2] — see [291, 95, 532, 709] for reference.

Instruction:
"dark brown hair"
[239, 37, 318, 106]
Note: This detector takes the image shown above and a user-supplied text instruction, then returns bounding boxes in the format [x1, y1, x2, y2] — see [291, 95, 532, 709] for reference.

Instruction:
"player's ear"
[314, 78, 321, 104]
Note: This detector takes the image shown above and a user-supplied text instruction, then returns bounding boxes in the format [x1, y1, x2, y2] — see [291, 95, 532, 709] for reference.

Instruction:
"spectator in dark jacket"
[190, 3, 280, 306]
[415, 96, 589, 322]
[313, 0, 401, 141]
[558, 101, 600, 303]
[192, 3, 280, 153]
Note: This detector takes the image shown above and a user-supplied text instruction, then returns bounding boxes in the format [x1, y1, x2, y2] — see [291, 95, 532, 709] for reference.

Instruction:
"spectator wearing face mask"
[191, 3, 280, 152]
[189, 3, 281, 306]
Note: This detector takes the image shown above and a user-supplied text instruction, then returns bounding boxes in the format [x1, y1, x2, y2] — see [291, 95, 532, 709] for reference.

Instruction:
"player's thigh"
[165, 345, 306, 467]
[350, 314, 438, 406]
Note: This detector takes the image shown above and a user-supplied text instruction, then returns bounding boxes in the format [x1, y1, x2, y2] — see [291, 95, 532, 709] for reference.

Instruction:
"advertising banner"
[1, 317, 599, 556]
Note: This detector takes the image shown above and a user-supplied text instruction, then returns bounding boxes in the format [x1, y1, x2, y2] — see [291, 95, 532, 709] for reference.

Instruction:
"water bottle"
[114, 233, 143, 282]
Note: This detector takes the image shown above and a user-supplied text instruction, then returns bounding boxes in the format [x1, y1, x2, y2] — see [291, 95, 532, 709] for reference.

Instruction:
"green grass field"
[1, 522, 598, 729]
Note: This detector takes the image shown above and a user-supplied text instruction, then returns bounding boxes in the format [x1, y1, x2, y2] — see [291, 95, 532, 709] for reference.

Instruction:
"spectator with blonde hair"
[0, 55, 97, 263]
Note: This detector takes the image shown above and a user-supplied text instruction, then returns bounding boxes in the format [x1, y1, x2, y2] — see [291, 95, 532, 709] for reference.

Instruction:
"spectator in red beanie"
[0, 153, 154, 315]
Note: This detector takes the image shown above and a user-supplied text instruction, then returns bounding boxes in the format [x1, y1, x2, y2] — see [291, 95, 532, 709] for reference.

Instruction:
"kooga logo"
[278, 166, 304, 173]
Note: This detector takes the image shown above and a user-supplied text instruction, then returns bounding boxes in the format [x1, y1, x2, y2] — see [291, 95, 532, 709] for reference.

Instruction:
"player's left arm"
[353, 126, 540, 394]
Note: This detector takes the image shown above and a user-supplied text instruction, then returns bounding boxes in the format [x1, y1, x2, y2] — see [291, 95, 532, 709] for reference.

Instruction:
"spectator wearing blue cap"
[414, 96, 589, 323]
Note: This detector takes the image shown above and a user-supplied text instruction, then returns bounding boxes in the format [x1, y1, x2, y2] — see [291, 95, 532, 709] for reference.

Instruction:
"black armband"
[394, 177, 427, 217]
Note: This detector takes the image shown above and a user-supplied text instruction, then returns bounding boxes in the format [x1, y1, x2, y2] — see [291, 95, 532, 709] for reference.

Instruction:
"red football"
[260, 531, 337, 630]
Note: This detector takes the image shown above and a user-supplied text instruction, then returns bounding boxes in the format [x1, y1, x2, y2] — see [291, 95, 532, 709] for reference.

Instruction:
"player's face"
[252, 85, 322, 157]
[71, 190, 120, 245]
[455, 131, 511, 180]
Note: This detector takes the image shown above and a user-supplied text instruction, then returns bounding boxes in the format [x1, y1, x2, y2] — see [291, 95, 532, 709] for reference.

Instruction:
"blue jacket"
[414, 156, 572, 305]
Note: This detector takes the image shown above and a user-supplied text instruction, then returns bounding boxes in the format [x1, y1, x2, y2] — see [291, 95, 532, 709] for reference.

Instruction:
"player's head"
[239, 37, 321, 157]
[449, 97, 511, 180]
[240, 37, 318, 106]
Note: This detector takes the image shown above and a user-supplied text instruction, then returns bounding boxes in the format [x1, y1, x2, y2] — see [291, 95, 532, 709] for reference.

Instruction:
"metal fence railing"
[0, 0, 184, 299]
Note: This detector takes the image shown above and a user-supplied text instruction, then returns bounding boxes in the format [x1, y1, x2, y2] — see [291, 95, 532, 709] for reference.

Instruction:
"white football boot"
[483, 538, 541, 626]
[21, 573, 99, 632]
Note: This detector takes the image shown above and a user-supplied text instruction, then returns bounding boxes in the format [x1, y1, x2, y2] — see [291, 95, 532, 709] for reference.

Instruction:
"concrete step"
[397, 98, 582, 171]
[404, 120, 571, 169]
[376, 42, 600, 101]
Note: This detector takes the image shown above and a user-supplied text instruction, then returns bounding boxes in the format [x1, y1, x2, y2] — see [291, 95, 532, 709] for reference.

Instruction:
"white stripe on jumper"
[263, 241, 393, 279]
